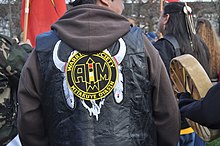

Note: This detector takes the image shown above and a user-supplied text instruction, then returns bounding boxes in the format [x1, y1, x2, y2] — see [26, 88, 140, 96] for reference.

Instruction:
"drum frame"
[170, 54, 220, 142]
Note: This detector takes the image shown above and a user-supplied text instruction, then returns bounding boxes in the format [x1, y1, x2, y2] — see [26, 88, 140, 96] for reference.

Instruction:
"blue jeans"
[178, 132, 206, 146]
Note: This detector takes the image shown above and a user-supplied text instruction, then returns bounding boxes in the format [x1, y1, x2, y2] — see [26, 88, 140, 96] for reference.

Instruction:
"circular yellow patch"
[65, 51, 118, 100]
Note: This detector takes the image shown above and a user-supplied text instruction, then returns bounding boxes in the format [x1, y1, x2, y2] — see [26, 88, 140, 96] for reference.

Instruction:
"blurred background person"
[0, 33, 32, 146]
[146, 32, 158, 44]
[127, 16, 137, 27]
[196, 18, 220, 84]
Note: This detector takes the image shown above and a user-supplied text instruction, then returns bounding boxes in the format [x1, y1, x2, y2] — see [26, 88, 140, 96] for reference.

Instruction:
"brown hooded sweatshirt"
[17, 4, 180, 146]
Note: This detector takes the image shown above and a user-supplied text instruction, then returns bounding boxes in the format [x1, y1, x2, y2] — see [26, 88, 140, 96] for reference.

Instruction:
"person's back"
[17, 0, 180, 146]
[0, 34, 31, 145]
[196, 18, 220, 82]
[153, 2, 210, 146]
[154, 2, 210, 75]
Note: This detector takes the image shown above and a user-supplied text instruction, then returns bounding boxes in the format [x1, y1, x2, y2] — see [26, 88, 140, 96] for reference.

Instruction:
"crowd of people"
[0, 1, 220, 146]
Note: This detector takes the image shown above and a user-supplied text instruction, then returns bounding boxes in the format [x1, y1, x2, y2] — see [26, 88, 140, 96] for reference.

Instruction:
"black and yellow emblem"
[66, 51, 118, 100]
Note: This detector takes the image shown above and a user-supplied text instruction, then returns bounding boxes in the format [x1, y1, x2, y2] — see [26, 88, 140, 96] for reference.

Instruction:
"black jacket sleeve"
[179, 83, 220, 129]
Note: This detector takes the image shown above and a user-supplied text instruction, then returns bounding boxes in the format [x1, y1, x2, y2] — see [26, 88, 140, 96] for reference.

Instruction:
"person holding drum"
[179, 83, 220, 129]
[153, 2, 211, 146]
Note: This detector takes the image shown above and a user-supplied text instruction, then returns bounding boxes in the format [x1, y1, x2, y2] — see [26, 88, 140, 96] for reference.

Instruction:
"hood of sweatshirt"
[51, 4, 130, 52]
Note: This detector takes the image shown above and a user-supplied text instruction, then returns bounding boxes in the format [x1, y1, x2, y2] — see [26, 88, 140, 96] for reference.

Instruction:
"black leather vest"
[36, 27, 156, 146]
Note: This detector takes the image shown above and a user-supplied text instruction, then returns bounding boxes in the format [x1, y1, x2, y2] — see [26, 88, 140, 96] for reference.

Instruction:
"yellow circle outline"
[65, 51, 118, 100]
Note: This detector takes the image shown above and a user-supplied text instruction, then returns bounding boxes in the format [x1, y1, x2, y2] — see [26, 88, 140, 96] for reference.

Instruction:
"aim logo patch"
[66, 51, 118, 100]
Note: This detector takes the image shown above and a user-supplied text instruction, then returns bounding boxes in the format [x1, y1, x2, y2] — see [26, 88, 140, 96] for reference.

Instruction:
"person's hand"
[19, 39, 32, 47]
[178, 92, 196, 109]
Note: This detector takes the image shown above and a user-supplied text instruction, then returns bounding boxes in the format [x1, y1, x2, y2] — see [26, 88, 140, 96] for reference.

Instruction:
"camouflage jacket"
[0, 34, 32, 145]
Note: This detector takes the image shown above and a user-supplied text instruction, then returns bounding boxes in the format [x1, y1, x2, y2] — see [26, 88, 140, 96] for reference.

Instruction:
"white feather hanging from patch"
[113, 38, 126, 104]
[114, 65, 123, 103]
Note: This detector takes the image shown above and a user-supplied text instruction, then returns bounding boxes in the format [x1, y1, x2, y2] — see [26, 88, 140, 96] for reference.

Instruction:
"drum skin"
[170, 54, 220, 142]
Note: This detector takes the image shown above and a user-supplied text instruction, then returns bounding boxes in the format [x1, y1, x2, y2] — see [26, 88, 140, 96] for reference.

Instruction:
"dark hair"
[163, 2, 210, 75]
[163, 2, 183, 15]
[69, 0, 97, 7]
